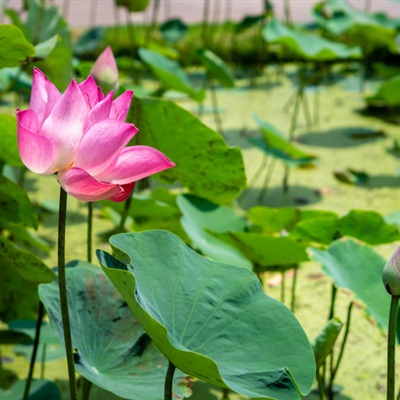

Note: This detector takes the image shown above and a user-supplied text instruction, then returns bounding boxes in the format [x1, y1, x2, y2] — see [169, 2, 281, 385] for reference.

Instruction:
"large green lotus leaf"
[366, 75, 400, 107]
[0, 236, 54, 284]
[225, 232, 309, 268]
[39, 261, 191, 400]
[251, 115, 318, 167]
[0, 379, 61, 400]
[97, 230, 315, 400]
[131, 97, 246, 203]
[291, 217, 340, 245]
[177, 194, 252, 270]
[0, 25, 35, 68]
[262, 17, 361, 61]
[138, 48, 204, 102]
[248, 206, 338, 235]
[339, 210, 400, 245]
[197, 49, 235, 88]
[0, 176, 38, 229]
[24, 0, 72, 90]
[310, 238, 389, 332]
[0, 114, 23, 167]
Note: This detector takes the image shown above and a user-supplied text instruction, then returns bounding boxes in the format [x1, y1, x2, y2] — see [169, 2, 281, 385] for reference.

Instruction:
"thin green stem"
[290, 266, 298, 313]
[164, 361, 176, 400]
[258, 158, 276, 203]
[317, 368, 326, 400]
[87, 202, 93, 263]
[23, 302, 45, 400]
[40, 343, 46, 379]
[332, 301, 354, 381]
[387, 296, 399, 400]
[118, 191, 133, 231]
[210, 82, 224, 137]
[328, 284, 337, 320]
[58, 187, 78, 400]
[280, 268, 286, 304]
[222, 387, 230, 399]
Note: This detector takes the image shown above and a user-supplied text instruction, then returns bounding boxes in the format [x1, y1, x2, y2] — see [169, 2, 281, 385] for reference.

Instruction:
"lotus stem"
[81, 377, 93, 400]
[280, 268, 286, 304]
[164, 361, 176, 400]
[87, 202, 93, 263]
[58, 187, 78, 400]
[387, 296, 399, 400]
[210, 82, 224, 137]
[290, 265, 298, 312]
[202, 0, 210, 47]
[258, 158, 276, 202]
[118, 190, 133, 231]
[328, 284, 337, 320]
[23, 302, 45, 400]
[40, 343, 47, 379]
[316, 368, 326, 400]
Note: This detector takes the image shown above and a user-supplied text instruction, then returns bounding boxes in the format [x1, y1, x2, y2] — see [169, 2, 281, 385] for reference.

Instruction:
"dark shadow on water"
[238, 185, 322, 210]
[362, 174, 400, 189]
[357, 105, 400, 125]
[297, 127, 386, 148]
[223, 128, 260, 150]
[304, 389, 353, 400]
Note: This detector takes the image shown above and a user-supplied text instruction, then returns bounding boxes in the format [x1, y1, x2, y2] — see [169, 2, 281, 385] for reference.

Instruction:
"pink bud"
[90, 46, 119, 93]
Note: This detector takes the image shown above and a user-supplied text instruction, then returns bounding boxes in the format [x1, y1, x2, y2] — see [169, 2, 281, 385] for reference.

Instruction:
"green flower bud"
[383, 247, 400, 296]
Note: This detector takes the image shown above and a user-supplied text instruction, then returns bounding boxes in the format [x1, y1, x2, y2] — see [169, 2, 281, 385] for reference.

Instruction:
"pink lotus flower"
[17, 67, 175, 202]
[90, 46, 119, 93]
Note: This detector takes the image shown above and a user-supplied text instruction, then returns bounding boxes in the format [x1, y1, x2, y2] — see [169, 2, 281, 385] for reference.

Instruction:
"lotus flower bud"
[383, 247, 400, 295]
[90, 46, 119, 93]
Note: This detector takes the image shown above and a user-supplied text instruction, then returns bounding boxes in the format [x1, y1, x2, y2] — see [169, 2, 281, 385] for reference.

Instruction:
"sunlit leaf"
[98, 230, 316, 400]
[177, 194, 252, 269]
[0, 25, 35, 68]
[34, 34, 58, 59]
[197, 49, 235, 88]
[131, 97, 246, 203]
[263, 17, 361, 61]
[138, 48, 204, 101]
[311, 238, 389, 332]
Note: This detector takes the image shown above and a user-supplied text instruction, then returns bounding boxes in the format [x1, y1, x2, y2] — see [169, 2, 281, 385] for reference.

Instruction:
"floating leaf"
[0, 379, 61, 400]
[197, 49, 235, 88]
[262, 17, 361, 61]
[74, 27, 106, 55]
[333, 168, 369, 185]
[311, 238, 389, 332]
[312, 318, 343, 367]
[291, 216, 340, 245]
[0, 176, 38, 229]
[131, 97, 246, 203]
[236, 15, 265, 33]
[0, 25, 35, 68]
[98, 230, 315, 400]
[251, 115, 318, 167]
[138, 48, 204, 101]
[177, 194, 252, 269]
[39, 261, 191, 400]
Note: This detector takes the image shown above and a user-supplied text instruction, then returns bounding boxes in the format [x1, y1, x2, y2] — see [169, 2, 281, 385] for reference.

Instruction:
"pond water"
[3, 66, 397, 399]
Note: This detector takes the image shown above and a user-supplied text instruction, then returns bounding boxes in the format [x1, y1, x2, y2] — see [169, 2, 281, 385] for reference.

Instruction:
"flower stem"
[58, 187, 78, 400]
[387, 295, 399, 400]
[164, 361, 176, 400]
[23, 302, 45, 400]
[87, 202, 93, 263]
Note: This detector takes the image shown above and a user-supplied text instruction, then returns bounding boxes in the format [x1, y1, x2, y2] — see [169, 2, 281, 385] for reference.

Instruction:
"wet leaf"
[98, 230, 315, 400]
